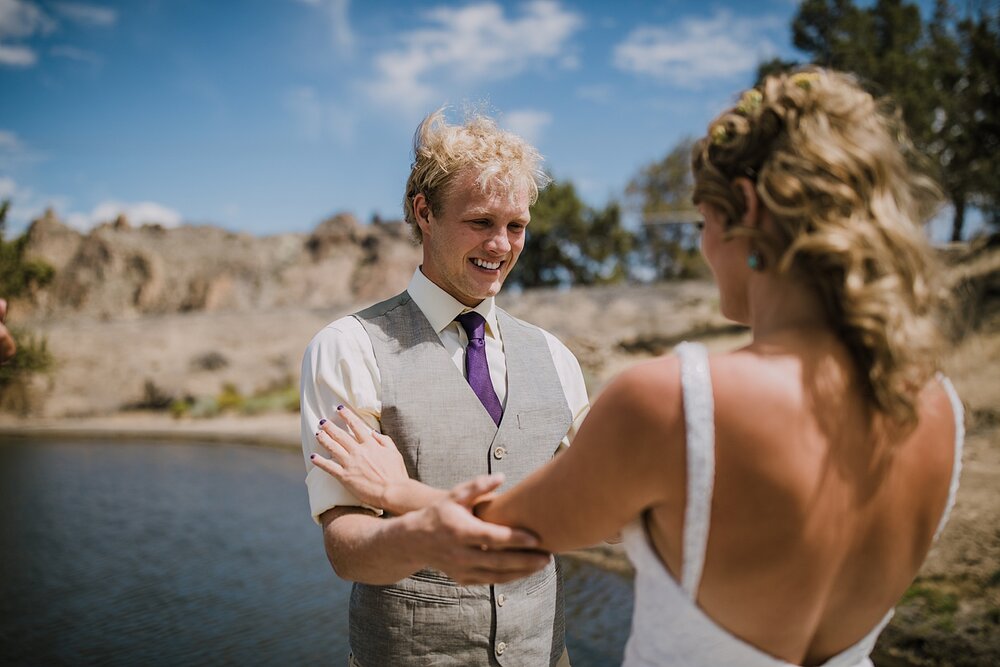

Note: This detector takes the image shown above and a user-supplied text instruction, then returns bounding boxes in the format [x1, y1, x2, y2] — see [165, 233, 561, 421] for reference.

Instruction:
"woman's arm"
[476, 356, 686, 553]
[314, 355, 688, 550]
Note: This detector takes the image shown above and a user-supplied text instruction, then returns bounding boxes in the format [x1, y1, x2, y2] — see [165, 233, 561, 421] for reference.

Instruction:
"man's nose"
[486, 229, 511, 254]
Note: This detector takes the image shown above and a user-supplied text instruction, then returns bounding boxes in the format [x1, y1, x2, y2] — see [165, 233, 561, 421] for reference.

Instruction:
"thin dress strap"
[933, 373, 965, 543]
[675, 342, 715, 600]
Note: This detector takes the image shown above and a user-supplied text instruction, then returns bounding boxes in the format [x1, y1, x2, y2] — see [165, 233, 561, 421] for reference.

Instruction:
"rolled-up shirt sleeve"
[300, 317, 383, 523]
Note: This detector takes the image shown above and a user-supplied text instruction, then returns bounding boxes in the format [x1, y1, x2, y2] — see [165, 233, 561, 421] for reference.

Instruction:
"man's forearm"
[321, 508, 425, 585]
[382, 478, 449, 515]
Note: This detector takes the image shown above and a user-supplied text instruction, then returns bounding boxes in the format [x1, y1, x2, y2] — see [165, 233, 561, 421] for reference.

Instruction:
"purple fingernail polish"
[310, 453, 316, 460]
[319, 419, 327, 426]
[336, 405, 344, 411]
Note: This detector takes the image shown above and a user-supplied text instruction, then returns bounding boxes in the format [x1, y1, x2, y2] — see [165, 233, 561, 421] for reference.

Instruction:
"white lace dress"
[621, 342, 965, 667]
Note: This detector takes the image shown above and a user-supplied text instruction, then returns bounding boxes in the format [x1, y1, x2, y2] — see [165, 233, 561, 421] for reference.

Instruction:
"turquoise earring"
[747, 250, 764, 271]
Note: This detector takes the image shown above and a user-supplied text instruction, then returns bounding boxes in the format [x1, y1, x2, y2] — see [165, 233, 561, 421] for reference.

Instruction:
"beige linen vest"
[350, 291, 572, 667]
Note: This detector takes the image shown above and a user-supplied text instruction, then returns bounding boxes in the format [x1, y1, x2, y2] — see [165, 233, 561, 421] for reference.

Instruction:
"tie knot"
[456, 311, 486, 341]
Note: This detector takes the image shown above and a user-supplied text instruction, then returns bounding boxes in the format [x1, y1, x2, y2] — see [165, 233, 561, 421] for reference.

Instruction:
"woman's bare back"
[643, 336, 960, 665]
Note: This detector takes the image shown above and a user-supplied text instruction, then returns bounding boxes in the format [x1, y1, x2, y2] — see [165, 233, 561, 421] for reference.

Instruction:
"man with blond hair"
[300, 109, 588, 666]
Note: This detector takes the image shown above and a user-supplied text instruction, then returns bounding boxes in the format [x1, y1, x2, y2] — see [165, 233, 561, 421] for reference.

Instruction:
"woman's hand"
[311, 405, 410, 509]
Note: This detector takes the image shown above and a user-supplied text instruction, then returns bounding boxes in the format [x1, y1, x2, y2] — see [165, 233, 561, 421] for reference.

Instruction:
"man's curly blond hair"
[693, 67, 948, 427]
[403, 108, 550, 242]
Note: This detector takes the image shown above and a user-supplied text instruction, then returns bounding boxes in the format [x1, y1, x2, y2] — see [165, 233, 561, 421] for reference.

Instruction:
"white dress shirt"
[300, 267, 590, 522]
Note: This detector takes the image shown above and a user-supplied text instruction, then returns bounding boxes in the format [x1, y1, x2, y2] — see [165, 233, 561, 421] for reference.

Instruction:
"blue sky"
[1, 0, 839, 235]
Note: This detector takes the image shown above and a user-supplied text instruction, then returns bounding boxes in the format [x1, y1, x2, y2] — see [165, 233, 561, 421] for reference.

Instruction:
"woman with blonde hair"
[312, 68, 963, 666]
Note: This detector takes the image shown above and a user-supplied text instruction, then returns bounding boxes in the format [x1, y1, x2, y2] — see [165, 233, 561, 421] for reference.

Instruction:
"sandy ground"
[1, 277, 997, 665]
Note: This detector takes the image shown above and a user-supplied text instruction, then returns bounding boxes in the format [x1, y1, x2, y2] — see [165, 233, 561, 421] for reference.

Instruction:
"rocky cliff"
[20, 210, 422, 320]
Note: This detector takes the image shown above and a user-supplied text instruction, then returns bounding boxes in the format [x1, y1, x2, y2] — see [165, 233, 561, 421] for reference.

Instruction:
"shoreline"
[0, 412, 302, 450]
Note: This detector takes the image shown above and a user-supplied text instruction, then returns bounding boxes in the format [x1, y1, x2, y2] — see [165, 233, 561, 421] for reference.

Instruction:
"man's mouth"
[470, 258, 502, 271]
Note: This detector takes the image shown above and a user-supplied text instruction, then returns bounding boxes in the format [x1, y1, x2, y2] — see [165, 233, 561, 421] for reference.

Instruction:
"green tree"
[626, 138, 707, 280]
[511, 180, 633, 287]
[0, 200, 55, 413]
[0, 200, 54, 296]
[770, 0, 1000, 241]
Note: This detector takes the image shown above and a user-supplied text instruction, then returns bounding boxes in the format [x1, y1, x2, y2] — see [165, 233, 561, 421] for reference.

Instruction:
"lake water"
[0, 439, 633, 666]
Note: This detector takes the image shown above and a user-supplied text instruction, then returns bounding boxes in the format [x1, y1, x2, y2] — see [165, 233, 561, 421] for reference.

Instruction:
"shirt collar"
[407, 267, 499, 339]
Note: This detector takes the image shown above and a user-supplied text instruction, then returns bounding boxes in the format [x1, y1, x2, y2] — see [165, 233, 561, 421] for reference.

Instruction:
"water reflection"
[0, 439, 632, 666]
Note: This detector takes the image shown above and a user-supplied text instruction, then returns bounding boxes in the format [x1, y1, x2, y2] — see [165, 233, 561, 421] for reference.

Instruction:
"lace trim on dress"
[676, 341, 715, 600]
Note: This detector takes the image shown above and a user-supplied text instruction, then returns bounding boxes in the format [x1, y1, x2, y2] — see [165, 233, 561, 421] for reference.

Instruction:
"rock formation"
[19, 211, 422, 320]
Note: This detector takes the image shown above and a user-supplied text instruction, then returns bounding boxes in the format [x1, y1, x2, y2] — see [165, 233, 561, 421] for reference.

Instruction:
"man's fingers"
[472, 549, 551, 573]
[463, 520, 540, 551]
[454, 555, 551, 585]
[449, 474, 504, 507]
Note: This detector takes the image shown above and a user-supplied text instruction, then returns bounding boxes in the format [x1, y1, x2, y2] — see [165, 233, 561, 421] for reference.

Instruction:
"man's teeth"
[472, 259, 501, 270]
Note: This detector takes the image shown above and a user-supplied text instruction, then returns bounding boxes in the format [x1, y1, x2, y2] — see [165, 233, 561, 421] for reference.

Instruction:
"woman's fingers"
[335, 404, 369, 441]
[309, 452, 344, 478]
[316, 428, 349, 462]
[371, 430, 398, 450]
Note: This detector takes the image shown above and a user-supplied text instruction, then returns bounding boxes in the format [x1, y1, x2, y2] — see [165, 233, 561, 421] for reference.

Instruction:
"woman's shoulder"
[905, 376, 962, 475]
[600, 353, 684, 424]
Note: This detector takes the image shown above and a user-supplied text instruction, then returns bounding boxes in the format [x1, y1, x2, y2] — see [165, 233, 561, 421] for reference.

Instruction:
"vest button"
[496, 593, 506, 606]
[493, 446, 507, 460]
[496, 641, 507, 656]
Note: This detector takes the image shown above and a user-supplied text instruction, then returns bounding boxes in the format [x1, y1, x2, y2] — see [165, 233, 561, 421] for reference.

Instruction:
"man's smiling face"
[416, 168, 530, 307]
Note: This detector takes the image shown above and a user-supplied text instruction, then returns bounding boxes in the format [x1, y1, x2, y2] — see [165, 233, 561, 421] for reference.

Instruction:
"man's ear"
[733, 177, 761, 229]
[413, 193, 433, 238]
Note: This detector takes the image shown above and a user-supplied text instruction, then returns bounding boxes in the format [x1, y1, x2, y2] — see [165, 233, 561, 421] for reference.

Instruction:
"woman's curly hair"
[692, 68, 948, 427]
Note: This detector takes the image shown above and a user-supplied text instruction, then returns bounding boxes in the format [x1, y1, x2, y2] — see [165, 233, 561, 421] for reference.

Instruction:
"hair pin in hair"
[710, 123, 730, 146]
[736, 89, 763, 116]
[789, 72, 819, 91]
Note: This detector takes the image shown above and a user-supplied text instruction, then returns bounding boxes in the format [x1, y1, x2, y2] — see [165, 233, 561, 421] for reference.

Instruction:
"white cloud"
[0, 129, 44, 168]
[0, 0, 55, 39]
[299, 0, 354, 56]
[0, 0, 54, 66]
[502, 109, 551, 145]
[0, 130, 24, 152]
[576, 83, 613, 103]
[0, 1, 114, 68]
[50, 44, 101, 64]
[614, 9, 782, 87]
[283, 85, 357, 145]
[0, 176, 18, 199]
[53, 2, 116, 27]
[0, 42, 36, 66]
[0, 177, 68, 232]
[65, 200, 183, 230]
[0, 179, 181, 233]
[367, 0, 583, 112]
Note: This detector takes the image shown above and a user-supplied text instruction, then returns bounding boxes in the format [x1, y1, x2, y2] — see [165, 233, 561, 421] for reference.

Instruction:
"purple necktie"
[456, 311, 503, 426]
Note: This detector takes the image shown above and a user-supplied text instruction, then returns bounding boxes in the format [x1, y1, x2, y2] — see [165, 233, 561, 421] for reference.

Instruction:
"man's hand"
[0, 299, 15, 363]
[402, 474, 551, 586]
[312, 405, 410, 509]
